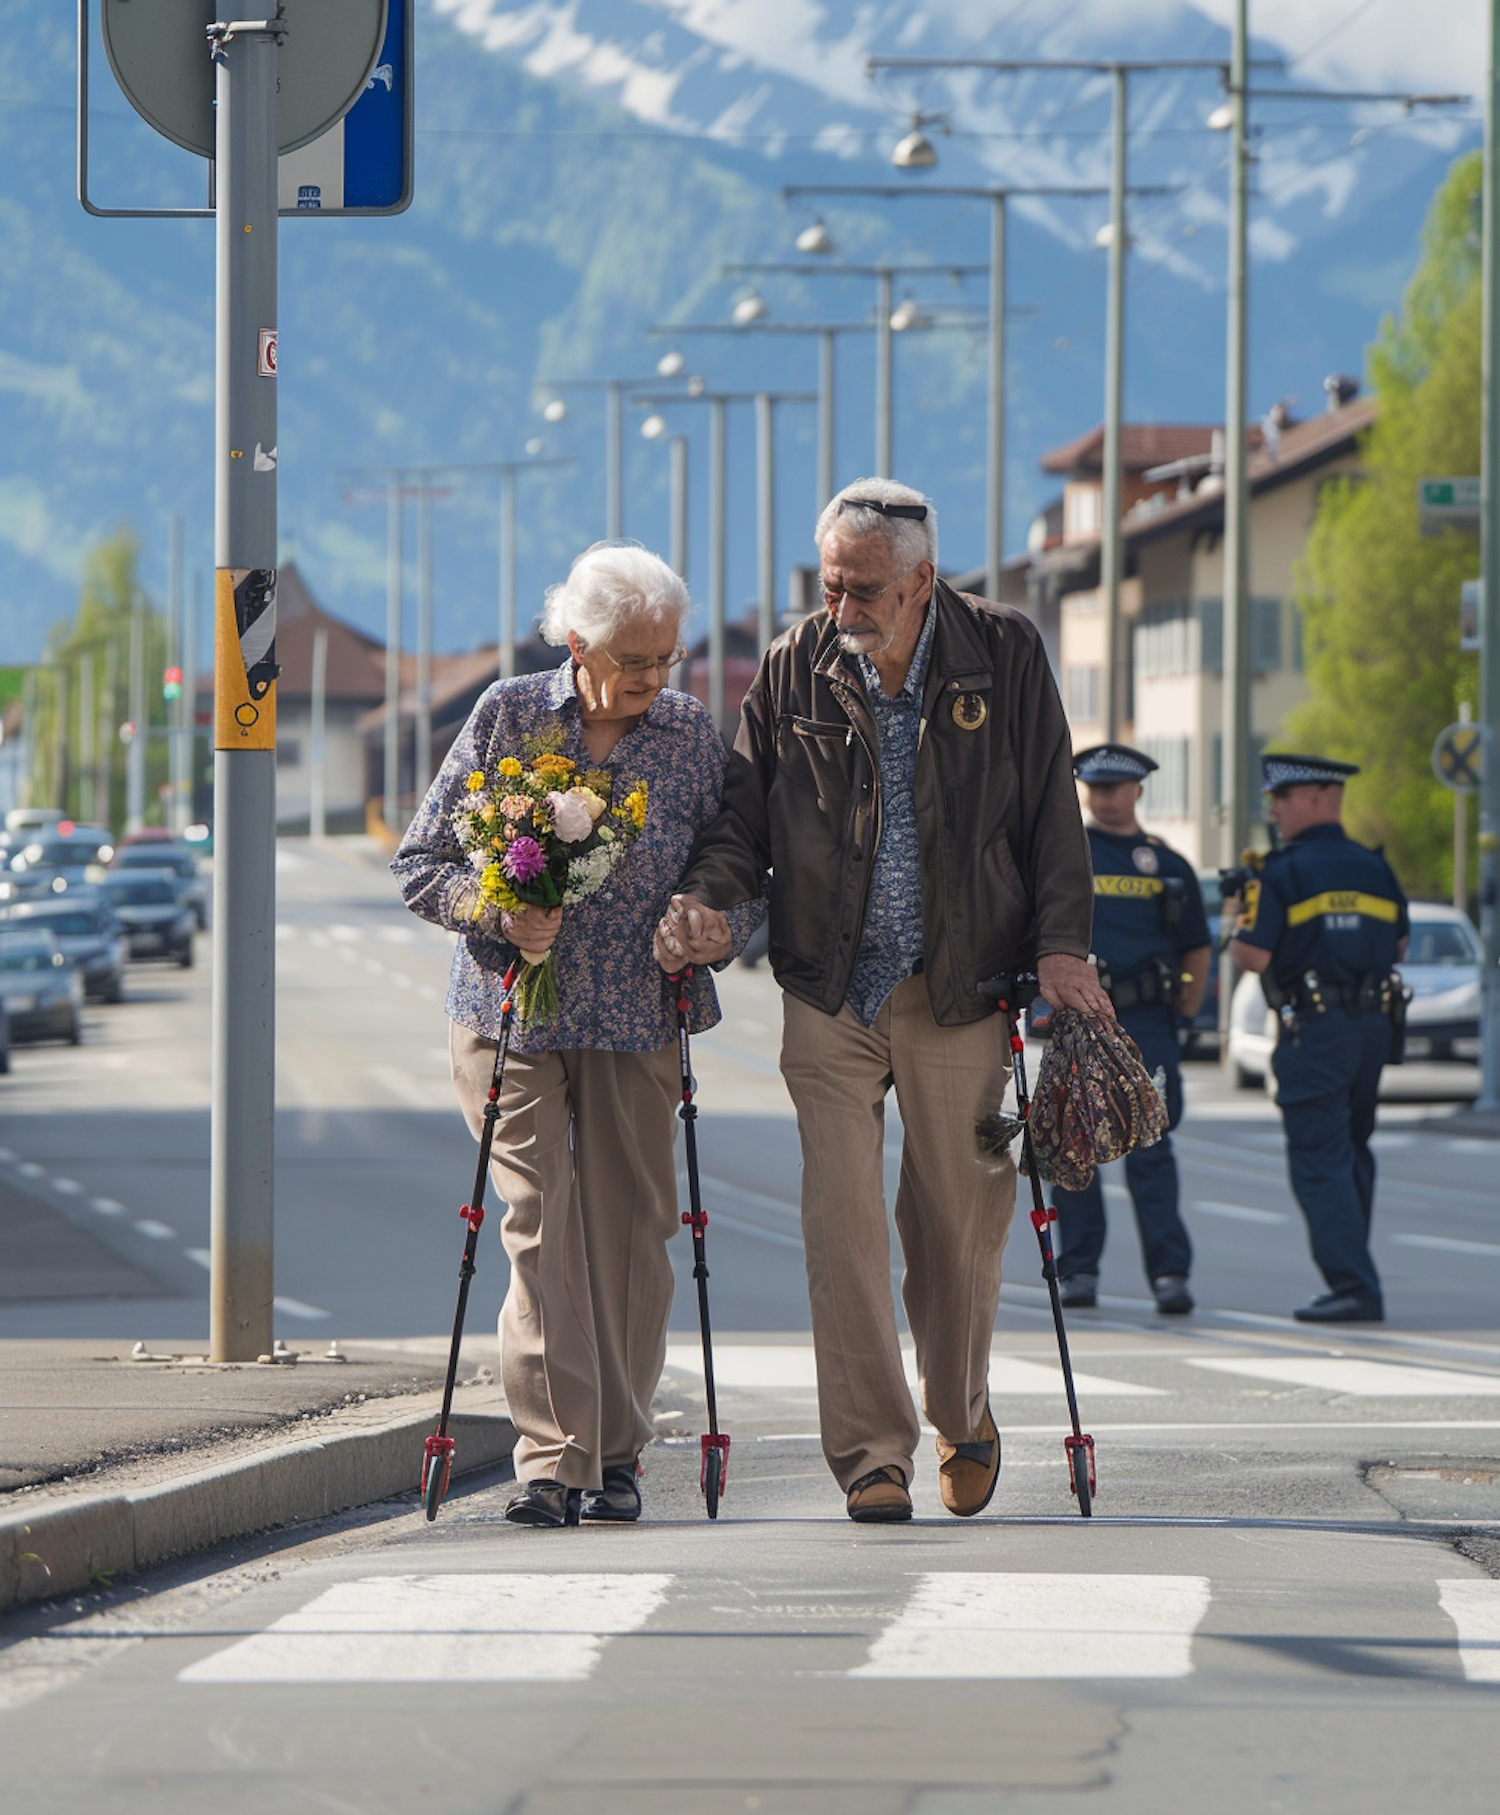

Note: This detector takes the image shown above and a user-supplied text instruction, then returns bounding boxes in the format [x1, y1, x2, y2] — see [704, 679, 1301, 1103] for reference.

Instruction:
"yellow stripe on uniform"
[1286, 891, 1401, 927]
[1094, 874, 1164, 899]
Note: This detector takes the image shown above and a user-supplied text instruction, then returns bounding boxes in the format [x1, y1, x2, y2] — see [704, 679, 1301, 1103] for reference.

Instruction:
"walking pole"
[980, 974, 1097, 1516]
[421, 961, 519, 1521]
[670, 965, 731, 1517]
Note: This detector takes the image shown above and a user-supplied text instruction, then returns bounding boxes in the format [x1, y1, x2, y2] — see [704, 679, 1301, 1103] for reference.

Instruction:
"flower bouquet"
[450, 734, 649, 1023]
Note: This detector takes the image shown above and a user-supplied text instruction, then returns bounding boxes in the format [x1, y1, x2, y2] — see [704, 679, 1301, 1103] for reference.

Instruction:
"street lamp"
[892, 111, 944, 169]
[795, 217, 836, 255]
[721, 258, 988, 477]
[732, 291, 769, 326]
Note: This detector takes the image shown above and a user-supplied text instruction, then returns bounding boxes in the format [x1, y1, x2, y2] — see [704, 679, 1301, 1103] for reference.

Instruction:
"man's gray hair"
[541, 540, 690, 648]
[815, 478, 938, 575]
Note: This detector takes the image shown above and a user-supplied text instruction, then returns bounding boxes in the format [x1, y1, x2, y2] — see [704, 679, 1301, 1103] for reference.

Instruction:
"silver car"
[0, 928, 84, 1046]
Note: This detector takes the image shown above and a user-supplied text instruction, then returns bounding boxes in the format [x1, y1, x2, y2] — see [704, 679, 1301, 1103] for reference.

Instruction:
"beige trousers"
[450, 1023, 681, 1489]
[780, 974, 1017, 1493]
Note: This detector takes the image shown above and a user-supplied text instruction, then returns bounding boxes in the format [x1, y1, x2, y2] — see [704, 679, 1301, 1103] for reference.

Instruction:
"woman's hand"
[655, 893, 733, 972]
[501, 903, 563, 956]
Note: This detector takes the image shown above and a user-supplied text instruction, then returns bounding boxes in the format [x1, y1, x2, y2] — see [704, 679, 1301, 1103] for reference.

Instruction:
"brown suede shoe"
[845, 1465, 913, 1523]
[936, 1402, 1001, 1517]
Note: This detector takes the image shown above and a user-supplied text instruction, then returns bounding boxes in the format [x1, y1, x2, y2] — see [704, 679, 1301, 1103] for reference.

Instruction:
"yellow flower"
[567, 785, 608, 823]
[479, 863, 520, 913]
[466, 771, 486, 792]
[498, 757, 523, 778]
[532, 753, 577, 780]
[615, 782, 649, 832]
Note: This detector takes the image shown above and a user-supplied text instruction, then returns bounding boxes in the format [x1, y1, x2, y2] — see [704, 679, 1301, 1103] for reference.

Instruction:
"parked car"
[110, 841, 208, 928]
[0, 996, 11, 1073]
[0, 824, 115, 902]
[99, 870, 195, 966]
[5, 893, 128, 1002]
[1226, 900, 1482, 1087]
[0, 928, 84, 1045]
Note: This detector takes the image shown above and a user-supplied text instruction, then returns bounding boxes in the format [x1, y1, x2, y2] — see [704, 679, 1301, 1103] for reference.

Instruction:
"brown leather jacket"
[679, 579, 1094, 1026]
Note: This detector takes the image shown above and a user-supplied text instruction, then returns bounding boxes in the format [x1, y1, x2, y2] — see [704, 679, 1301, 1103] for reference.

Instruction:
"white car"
[1226, 901, 1482, 1087]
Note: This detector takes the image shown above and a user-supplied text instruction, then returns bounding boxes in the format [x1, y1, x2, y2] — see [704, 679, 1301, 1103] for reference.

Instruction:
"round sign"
[1432, 721, 1485, 795]
[102, 0, 388, 160]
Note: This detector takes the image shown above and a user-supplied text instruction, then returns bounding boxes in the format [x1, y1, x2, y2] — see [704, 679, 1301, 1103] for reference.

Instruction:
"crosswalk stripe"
[1437, 1580, 1500, 1683]
[851, 1574, 1211, 1679]
[662, 1344, 1163, 1398]
[176, 1574, 672, 1684]
[1187, 1357, 1500, 1397]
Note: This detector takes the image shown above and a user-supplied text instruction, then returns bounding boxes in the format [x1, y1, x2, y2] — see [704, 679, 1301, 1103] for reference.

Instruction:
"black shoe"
[1293, 1292, 1384, 1324]
[1151, 1274, 1194, 1316]
[580, 1463, 642, 1524]
[1058, 1274, 1097, 1309]
[503, 1479, 582, 1527]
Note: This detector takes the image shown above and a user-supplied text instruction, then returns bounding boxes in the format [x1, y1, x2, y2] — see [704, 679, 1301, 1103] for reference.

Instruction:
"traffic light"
[163, 666, 183, 702]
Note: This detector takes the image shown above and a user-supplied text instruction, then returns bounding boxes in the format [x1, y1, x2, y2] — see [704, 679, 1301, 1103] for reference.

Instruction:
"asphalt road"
[3, 838, 1500, 1809]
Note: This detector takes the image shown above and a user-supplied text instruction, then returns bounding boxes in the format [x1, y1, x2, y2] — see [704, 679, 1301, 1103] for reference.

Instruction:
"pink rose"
[547, 789, 594, 843]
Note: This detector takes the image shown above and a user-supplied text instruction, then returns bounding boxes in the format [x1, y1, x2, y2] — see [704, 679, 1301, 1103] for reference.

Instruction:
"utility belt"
[1263, 967, 1411, 1059]
[1099, 957, 1178, 1013]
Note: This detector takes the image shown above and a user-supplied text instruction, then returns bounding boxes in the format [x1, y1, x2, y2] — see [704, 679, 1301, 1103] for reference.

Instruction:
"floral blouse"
[391, 659, 761, 1053]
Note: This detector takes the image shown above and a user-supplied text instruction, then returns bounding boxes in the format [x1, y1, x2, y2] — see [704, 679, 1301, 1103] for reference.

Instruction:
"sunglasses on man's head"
[838, 497, 929, 522]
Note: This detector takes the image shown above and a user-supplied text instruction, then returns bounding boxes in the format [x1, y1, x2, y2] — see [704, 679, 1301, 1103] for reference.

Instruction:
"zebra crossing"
[176, 1568, 1500, 1687]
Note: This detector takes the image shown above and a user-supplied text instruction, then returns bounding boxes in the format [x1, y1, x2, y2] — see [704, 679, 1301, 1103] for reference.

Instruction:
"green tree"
[1289, 151, 1483, 902]
[35, 530, 167, 830]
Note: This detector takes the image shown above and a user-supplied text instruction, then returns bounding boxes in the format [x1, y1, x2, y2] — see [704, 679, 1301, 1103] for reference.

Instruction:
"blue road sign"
[277, 0, 411, 216]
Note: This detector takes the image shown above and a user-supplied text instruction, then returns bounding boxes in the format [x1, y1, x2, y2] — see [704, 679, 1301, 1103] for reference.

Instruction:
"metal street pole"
[1222, 0, 1252, 874]
[1478, 0, 1500, 1112]
[818, 329, 836, 507]
[876, 269, 893, 477]
[500, 467, 517, 680]
[606, 380, 624, 541]
[183, 571, 200, 828]
[415, 485, 434, 800]
[669, 434, 689, 580]
[126, 592, 146, 831]
[709, 395, 727, 730]
[1101, 66, 1128, 743]
[53, 664, 70, 813]
[98, 639, 116, 827]
[209, 16, 282, 1363]
[383, 479, 403, 830]
[309, 624, 327, 840]
[988, 194, 1006, 604]
[756, 392, 777, 653]
[166, 513, 184, 832]
[77, 652, 94, 824]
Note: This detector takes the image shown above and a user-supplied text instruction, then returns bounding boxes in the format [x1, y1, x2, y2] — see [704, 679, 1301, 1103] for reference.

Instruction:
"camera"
[1217, 850, 1264, 900]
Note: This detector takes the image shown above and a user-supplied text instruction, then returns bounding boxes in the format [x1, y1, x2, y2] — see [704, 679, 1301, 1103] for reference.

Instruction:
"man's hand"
[1037, 952, 1114, 1019]
[655, 892, 733, 972]
[501, 903, 563, 956]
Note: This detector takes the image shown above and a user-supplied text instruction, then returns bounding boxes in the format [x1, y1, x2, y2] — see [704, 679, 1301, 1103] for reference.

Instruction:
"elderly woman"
[392, 542, 756, 1529]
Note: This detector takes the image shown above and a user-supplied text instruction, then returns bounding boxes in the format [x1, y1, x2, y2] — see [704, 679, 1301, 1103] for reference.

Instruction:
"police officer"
[1230, 753, 1409, 1323]
[1054, 745, 1212, 1316]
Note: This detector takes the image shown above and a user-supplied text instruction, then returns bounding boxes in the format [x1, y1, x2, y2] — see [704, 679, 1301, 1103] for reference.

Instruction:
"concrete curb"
[0, 1400, 516, 1613]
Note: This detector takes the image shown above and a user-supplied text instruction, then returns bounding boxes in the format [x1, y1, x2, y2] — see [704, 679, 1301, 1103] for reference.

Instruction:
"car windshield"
[22, 912, 105, 937]
[105, 879, 176, 907]
[16, 838, 110, 868]
[1406, 920, 1480, 966]
[0, 942, 55, 972]
[117, 848, 193, 874]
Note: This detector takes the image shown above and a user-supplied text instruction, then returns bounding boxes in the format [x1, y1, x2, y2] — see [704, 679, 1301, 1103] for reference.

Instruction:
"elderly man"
[656, 478, 1101, 1523]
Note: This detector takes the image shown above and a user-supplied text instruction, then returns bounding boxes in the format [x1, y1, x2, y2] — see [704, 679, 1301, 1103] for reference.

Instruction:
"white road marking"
[49, 1177, 84, 1195]
[177, 1573, 672, 1684]
[273, 1295, 331, 1321]
[0, 1146, 15, 1161]
[133, 1220, 176, 1240]
[374, 925, 417, 945]
[1437, 1580, 1500, 1683]
[702, 1175, 800, 1221]
[328, 925, 362, 944]
[852, 1574, 1211, 1679]
[662, 1344, 1164, 1397]
[90, 1197, 125, 1216]
[275, 923, 295, 941]
[1393, 1233, 1500, 1259]
[1192, 1200, 1289, 1225]
[1188, 1357, 1500, 1397]
[184, 1248, 211, 1269]
[17, 1162, 44, 1178]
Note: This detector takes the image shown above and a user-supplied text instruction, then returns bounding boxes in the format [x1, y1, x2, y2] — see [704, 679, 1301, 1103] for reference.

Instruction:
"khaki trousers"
[450, 1024, 681, 1489]
[780, 975, 1016, 1492]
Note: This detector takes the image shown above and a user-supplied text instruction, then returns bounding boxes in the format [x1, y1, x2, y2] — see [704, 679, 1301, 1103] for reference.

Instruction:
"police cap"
[1260, 752, 1360, 793]
[1073, 743, 1158, 785]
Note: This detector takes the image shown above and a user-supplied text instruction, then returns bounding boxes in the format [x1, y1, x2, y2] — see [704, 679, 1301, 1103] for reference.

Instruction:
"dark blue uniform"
[1236, 822, 1408, 1307]
[1054, 827, 1211, 1288]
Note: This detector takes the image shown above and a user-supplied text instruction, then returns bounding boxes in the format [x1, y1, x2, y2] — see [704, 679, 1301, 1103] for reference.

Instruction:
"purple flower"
[502, 836, 546, 884]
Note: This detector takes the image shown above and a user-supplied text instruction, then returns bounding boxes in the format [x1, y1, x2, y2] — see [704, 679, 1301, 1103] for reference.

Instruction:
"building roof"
[1040, 423, 1225, 477]
[275, 563, 395, 704]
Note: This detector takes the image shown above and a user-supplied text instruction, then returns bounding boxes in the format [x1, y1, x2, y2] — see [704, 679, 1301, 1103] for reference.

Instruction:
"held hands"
[501, 903, 563, 957]
[655, 892, 733, 973]
[1036, 951, 1114, 1020]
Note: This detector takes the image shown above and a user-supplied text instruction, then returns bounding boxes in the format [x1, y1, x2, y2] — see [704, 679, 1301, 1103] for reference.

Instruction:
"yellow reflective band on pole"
[1286, 891, 1401, 927]
[215, 567, 277, 751]
[1094, 874, 1165, 898]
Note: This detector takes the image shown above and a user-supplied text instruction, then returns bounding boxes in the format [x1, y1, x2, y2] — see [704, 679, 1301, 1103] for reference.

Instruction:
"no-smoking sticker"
[258, 328, 277, 378]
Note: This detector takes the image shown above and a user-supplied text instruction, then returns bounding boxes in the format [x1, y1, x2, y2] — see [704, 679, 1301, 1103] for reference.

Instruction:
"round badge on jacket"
[1131, 844, 1159, 875]
[953, 692, 987, 730]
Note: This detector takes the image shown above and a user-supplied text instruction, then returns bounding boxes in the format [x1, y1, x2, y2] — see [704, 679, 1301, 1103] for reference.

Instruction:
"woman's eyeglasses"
[597, 644, 687, 678]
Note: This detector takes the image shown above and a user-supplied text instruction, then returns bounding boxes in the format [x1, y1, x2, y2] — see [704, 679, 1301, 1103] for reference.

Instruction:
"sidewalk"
[0, 1337, 513, 1613]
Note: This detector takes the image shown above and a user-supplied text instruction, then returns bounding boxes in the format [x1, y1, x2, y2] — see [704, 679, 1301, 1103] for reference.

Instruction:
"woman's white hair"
[815, 478, 938, 575]
[540, 540, 690, 648]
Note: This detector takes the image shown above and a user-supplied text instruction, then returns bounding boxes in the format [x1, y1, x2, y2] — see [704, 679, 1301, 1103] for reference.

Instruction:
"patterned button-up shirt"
[391, 660, 760, 1053]
[846, 599, 937, 1024]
